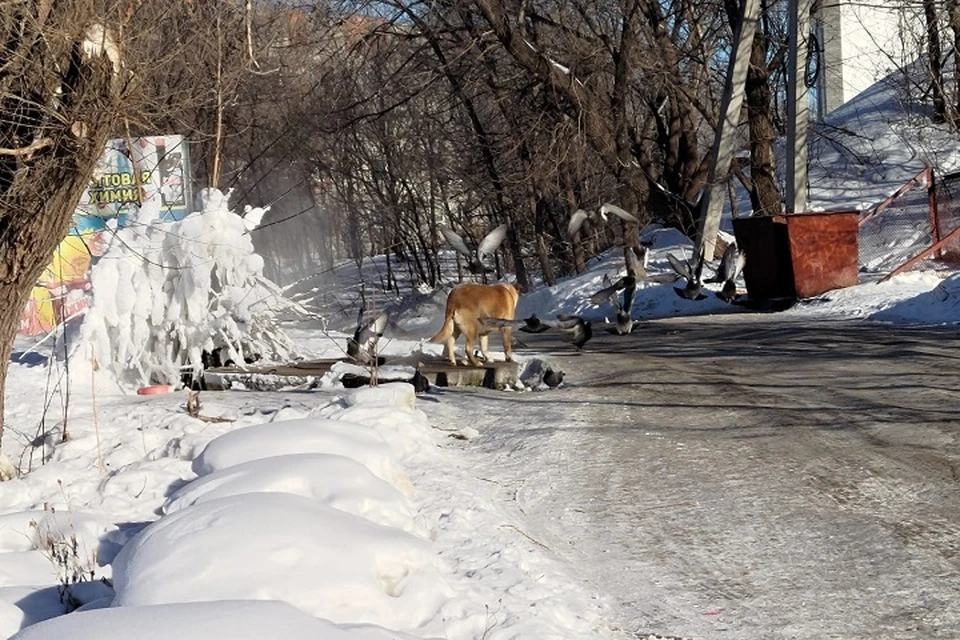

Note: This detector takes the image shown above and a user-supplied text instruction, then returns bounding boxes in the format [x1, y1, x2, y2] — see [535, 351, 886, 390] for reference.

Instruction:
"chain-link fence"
[857, 168, 936, 277]
[856, 167, 960, 280]
[932, 170, 960, 264]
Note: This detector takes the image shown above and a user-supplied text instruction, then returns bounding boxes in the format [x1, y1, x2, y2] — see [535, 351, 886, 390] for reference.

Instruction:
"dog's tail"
[430, 311, 455, 343]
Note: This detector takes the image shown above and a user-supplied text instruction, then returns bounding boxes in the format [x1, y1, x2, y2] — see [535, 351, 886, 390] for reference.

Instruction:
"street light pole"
[697, 0, 761, 260]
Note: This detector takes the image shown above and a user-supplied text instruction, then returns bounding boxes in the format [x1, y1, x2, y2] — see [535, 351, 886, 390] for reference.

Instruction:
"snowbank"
[110, 492, 452, 629]
[162, 452, 418, 533]
[11, 600, 424, 640]
[190, 416, 412, 494]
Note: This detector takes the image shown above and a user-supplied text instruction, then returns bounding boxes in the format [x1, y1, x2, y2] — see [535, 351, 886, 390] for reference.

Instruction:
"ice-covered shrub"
[77, 188, 301, 386]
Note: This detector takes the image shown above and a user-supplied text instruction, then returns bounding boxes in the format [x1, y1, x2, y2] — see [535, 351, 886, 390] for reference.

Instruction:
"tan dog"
[430, 282, 521, 366]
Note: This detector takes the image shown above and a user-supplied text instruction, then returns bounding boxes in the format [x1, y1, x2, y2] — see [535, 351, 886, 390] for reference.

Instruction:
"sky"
[3, 56, 960, 640]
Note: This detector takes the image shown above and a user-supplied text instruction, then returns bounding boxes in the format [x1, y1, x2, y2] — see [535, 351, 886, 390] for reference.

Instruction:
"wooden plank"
[417, 358, 518, 390]
[203, 357, 519, 391]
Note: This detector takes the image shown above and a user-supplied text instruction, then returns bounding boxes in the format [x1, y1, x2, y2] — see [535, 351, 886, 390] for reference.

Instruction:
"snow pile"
[161, 453, 418, 533]
[189, 417, 413, 493]
[77, 188, 300, 386]
[11, 600, 424, 640]
[110, 492, 452, 629]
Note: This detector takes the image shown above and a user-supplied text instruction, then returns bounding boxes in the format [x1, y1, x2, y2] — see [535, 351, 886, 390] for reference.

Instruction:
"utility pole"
[786, 0, 811, 213]
[697, 0, 761, 260]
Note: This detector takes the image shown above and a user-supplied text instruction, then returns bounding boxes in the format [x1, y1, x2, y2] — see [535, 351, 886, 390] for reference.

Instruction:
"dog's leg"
[501, 327, 513, 362]
[445, 337, 457, 365]
[445, 327, 459, 366]
[464, 328, 480, 366]
[479, 333, 492, 363]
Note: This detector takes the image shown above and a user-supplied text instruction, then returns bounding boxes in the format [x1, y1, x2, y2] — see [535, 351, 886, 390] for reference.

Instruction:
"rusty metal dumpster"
[732, 210, 859, 300]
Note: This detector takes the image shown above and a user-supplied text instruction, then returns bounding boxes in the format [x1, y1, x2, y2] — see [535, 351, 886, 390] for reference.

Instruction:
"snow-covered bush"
[77, 188, 301, 386]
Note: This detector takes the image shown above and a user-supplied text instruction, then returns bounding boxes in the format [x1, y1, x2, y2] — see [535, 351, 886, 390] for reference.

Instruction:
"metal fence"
[857, 167, 960, 281]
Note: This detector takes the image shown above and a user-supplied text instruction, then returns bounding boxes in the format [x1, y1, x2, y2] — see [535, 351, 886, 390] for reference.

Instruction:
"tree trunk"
[0, 12, 121, 451]
[532, 195, 556, 286]
[949, 0, 960, 124]
[0, 282, 30, 452]
[924, 0, 946, 123]
[744, 28, 783, 217]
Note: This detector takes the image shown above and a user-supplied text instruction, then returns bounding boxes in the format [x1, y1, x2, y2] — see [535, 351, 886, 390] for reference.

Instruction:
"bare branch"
[0, 137, 52, 157]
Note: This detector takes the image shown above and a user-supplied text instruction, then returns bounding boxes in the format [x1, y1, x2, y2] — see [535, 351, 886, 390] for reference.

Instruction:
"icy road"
[423, 314, 960, 640]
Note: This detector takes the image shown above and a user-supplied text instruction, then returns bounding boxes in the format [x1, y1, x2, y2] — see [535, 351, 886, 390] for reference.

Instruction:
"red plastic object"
[137, 385, 173, 396]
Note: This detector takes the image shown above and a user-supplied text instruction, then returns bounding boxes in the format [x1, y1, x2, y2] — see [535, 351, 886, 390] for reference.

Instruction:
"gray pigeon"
[519, 313, 551, 334]
[567, 203, 639, 237]
[624, 245, 648, 280]
[590, 275, 636, 335]
[542, 367, 564, 388]
[615, 281, 637, 335]
[667, 244, 707, 301]
[518, 313, 592, 348]
[477, 316, 520, 332]
[439, 224, 508, 274]
[411, 370, 430, 393]
[554, 314, 593, 349]
[347, 309, 388, 365]
[705, 243, 746, 303]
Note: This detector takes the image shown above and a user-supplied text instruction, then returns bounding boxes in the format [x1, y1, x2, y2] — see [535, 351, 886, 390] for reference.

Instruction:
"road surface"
[422, 313, 960, 639]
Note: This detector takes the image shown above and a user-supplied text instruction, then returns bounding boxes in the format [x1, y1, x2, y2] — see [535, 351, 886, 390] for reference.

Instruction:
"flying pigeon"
[667, 244, 707, 301]
[517, 313, 591, 348]
[518, 313, 552, 334]
[624, 245, 648, 280]
[542, 367, 564, 389]
[440, 223, 508, 274]
[614, 281, 637, 334]
[567, 203, 639, 237]
[600, 203, 639, 224]
[590, 274, 637, 335]
[554, 314, 593, 349]
[346, 309, 388, 365]
[477, 316, 521, 333]
[705, 243, 746, 303]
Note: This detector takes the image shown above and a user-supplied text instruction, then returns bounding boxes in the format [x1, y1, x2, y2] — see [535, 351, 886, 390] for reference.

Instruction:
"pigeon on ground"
[705, 243, 746, 303]
[542, 367, 564, 389]
[411, 370, 430, 393]
[554, 314, 593, 349]
[614, 282, 637, 335]
[667, 244, 707, 301]
[346, 309, 388, 365]
[568, 203, 639, 237]
[590, 274, 637, 335]
[439, 223, 508, 274]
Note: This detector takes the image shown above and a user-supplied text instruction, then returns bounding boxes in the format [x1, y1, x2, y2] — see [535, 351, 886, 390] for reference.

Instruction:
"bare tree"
[923, 0, 946, 123]
[0, 2, 123, 450]
[727, 0, 785, 218]
[949, 0, 960, 124]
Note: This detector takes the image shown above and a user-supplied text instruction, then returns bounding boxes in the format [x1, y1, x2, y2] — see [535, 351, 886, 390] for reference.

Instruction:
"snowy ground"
[4, 233, 960, 639]
[4, 58, 960, 640]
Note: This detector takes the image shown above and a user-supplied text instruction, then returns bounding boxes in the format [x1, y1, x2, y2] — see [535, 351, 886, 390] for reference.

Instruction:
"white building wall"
[818, 0, 923, 114]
